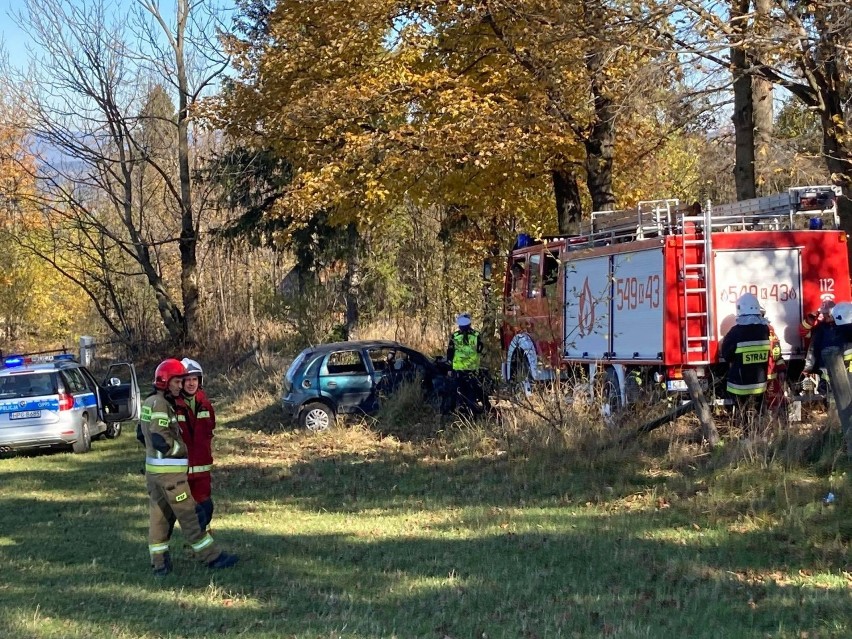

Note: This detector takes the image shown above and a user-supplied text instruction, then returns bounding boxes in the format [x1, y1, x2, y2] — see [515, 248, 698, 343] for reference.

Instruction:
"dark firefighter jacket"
[720, 323, 771, 396]
[804, 321, 852, 373]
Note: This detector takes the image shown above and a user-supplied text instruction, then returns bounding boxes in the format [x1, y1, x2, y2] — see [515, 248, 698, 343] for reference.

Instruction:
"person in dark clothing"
[720, 293, 771, 419]
[803, 301, 843, 376]
[829, 302, 852, 370]
[446, 313, 490, 414]
[803, 301, 852, 401]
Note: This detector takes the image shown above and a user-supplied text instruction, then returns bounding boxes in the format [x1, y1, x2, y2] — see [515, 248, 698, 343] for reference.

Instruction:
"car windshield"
[0, 372, 57, 399]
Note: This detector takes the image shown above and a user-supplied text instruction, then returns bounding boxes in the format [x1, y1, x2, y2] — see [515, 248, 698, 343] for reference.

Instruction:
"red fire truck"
[500, 186, 852, 409]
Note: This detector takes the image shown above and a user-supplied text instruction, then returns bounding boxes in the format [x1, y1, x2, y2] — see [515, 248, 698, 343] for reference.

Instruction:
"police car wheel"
[72, 419, 92, 454]
[104, 421, 122, 439]
[300, 402, 333, 432]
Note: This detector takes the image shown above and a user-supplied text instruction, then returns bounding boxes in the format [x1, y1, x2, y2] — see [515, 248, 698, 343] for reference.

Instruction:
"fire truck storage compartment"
[713, 248, 802, 358]
[564, 247, 664, 361]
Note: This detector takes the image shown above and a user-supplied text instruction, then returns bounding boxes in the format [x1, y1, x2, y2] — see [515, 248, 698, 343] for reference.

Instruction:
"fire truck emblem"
[577, 277, 595, 337]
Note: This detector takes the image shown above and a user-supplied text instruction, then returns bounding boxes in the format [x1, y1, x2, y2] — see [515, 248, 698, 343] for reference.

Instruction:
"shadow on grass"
[1, 434, 850, 638]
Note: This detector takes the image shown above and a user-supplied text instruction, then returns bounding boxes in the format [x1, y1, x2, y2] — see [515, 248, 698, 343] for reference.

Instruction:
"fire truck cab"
[501, 186, 852, 408]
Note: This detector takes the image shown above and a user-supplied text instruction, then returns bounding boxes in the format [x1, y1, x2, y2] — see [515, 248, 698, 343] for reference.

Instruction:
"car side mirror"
[482, 259, 492, 281]
[108, 377, 122, 387]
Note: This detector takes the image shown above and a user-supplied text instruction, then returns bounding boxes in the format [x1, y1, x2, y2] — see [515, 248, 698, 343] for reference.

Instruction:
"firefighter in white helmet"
[831, 302, 852, 373]
[720, 293, 771, 415]
[804, 301, 852, 375]
[803, 300, 839, 383]
[175, 358, 217, 531]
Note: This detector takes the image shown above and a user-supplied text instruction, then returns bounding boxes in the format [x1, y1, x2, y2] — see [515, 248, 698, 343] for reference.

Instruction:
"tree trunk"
[342, 223, 361, 339]
[817, 85, 852, 271]
[215, 249, 229, 334]
[175, 0, 198, 344]
[552, 167, 583, 234]
[752, 0, 773, 195]
[730, 0, 756, 201]
[822, 346, 852, 457]
[683, 369, 719, 446]
[583, 50, 617, 212]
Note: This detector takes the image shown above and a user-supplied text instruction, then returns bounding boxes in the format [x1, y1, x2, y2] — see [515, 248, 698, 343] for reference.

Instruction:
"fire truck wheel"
[601, 368, 623, 421]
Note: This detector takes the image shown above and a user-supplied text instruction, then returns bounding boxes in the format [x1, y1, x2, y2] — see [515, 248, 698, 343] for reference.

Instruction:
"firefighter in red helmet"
[175, 357, 216, 531]
[138, 358, 238, 577]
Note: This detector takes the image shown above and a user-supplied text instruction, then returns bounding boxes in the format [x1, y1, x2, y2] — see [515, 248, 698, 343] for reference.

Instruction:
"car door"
[320, 349, 377, 414]
[366, 347, 398, 393]
[97, 363, 141, 422]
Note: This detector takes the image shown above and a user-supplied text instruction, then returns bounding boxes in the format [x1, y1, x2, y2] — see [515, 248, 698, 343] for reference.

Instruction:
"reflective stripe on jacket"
[139, 391, 188, 471]
[720, 324, 770, 396]
[146, 457, 189, 473]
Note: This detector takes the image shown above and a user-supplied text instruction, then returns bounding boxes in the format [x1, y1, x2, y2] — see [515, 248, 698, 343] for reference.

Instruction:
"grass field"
[1, 376, 851, 639]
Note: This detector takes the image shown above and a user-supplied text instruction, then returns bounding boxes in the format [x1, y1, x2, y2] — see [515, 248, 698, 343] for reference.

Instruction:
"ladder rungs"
[680, 219, 712, 358]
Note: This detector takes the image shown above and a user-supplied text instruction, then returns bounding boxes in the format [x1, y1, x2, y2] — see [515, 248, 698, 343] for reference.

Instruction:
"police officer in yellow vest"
[448, 313, 482, 370]
[139, 358, 238, 577]
[447, 313, 490, 412]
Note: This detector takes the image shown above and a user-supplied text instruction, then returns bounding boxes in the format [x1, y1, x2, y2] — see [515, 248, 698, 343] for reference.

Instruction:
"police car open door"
[100, 363, 141, 423]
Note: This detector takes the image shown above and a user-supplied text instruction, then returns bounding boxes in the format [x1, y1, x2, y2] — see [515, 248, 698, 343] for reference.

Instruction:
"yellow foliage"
[212, 0, 678, 236]
[0, 116, 90, 345]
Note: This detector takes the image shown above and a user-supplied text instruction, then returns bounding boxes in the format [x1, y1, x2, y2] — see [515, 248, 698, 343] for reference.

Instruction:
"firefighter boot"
[208, 551, 239, 570]
[152, 552, 172, 578]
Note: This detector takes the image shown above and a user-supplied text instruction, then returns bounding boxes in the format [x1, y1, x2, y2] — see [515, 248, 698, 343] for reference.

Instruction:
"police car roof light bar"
[2, 350, 76, 369]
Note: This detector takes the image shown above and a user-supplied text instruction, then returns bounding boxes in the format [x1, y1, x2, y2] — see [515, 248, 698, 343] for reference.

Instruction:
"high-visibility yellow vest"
[451, 330, 480, 371]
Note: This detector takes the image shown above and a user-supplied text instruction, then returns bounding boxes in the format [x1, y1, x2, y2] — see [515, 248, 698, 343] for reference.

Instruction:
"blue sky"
[1, 1, 30, 69]
[1, 1, 237, 71]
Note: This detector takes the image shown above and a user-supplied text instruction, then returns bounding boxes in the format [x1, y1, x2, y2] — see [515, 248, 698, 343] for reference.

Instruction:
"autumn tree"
[0, 102, 89, 346]
[668, 1, 852, 243]
[217, 0, 678, 243]
[1, 0, 230, 345]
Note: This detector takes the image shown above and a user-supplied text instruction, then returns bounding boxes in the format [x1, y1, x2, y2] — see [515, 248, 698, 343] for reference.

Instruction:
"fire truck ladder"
[703, 185, 841, 230]
[679, 203, 714, 365]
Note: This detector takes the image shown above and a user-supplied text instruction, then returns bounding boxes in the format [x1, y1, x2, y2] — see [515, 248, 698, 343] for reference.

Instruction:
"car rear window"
[0, 372, 58, 399]
[285, 352, 307, 384]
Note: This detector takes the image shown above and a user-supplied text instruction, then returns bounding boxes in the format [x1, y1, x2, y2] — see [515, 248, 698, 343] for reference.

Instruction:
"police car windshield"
[0, 373, 58, 399]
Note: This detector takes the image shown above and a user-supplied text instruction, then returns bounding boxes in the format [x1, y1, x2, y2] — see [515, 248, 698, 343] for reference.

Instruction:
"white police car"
[0, 352, 140, 454]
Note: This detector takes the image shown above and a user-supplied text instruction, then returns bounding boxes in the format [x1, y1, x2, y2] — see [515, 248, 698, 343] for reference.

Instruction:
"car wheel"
[104, 421, 122, 439]
[72, 419, 92, 454]
[299, 402, 334, 432]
